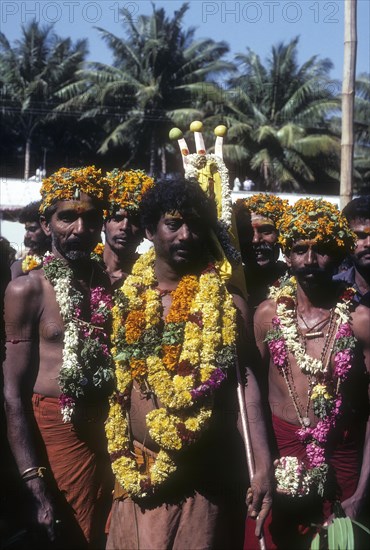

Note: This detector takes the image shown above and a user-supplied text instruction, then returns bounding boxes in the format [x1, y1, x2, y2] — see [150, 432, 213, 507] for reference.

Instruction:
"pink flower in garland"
[267, 317, 288, 369]
[336, 322, 352, 338]
[266, 278, 358, 498]
[334, 349, 353, 380]
[268, 338, 288, 367]
[312, 419, 332, 443]
[306, 442, 325, 467]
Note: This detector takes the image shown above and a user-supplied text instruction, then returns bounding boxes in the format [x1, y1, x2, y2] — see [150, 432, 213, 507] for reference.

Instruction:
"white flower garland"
[184, 153, 232, 228]
[43, 253, 115, 422]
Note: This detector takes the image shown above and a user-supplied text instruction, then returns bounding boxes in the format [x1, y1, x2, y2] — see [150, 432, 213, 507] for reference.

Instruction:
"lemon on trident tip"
[214, 125, 227, 137]
[189, 121, 203, 132]
[169, 128, 183, 140]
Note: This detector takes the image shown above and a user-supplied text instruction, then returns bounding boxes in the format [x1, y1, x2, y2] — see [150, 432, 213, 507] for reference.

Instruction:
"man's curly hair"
[140, 177, 222, 260]
[19, 201, 42, 224]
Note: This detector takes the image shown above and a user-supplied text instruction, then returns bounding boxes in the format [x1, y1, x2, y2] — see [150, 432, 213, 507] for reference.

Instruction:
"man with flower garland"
[3, 166, 115, 548]
[246, 198, 370, 549]
[334, 195, 370, 307]
[105, 177, 273, 550]
[99, 169, 154, 288]
[11, 200, 51, 279]
[234, 194, 288, 313]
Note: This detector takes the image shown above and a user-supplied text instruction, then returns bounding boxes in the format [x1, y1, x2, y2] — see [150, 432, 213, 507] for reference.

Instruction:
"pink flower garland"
[267, 284, 356, 496]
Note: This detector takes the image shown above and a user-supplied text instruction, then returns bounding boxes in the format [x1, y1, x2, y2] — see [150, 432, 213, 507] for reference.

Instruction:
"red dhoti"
[32, 394, 114, 549]
[244, 414, 362, 550]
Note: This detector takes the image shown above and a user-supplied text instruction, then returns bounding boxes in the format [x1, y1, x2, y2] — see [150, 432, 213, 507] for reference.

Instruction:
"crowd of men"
[0, 163, 369, 550]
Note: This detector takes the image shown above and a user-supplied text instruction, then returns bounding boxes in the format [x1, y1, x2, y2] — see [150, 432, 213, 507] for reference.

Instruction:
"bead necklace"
[297, 311, 331, 339]
[266, 277, 357, 497]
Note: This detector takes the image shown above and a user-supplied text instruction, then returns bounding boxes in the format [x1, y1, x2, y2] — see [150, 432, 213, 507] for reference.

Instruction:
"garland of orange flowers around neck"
[105, 247, 237, 498]
[266, 278, 357, 497]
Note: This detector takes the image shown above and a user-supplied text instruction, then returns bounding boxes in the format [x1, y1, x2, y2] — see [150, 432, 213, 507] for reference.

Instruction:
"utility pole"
[340, 0, 357, 209]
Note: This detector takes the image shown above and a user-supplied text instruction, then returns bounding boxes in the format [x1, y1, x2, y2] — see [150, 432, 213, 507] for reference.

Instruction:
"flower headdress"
[39, 166, 108, 213]
[104, 169, 155, 217]
[234, 193, 289, 227]
[278, 198, 356, 254]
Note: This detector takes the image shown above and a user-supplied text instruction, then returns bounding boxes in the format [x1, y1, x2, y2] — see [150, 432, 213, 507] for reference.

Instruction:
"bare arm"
[3, 276, 58, 541]
[341, 304, 370, 519]
[233, 293, 274, 536]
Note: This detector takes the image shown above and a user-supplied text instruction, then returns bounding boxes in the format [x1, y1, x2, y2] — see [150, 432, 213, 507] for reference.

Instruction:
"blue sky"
[1, 1, 369, 82]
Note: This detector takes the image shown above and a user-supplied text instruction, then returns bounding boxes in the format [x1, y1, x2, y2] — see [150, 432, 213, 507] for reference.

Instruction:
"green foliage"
[162, 322, 185, 345]
[310, 510, 370, 549]
[310, 517, 370, 549]
[56, 2, 232, 174]
[225, 37, 340, 192]
[0, 20, 87, 177]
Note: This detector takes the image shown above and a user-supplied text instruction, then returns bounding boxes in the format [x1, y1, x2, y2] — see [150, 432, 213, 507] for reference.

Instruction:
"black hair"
[19, 201, 42, 224]
[140, 177, 222, 260]
[140, 177, 219, 235]
[342, 195, 370, 223]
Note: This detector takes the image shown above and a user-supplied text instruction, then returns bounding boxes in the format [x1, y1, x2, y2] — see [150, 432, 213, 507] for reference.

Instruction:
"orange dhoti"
[32, 394, 114, 549]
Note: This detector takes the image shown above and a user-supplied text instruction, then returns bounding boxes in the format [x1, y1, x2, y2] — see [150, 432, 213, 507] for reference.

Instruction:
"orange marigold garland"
[234, 193, 288, 225]
[104, 169, 155, 216]
[39, 166, 108, 213]
[105, 248, 237, 498]
[277, 198, 356, 254]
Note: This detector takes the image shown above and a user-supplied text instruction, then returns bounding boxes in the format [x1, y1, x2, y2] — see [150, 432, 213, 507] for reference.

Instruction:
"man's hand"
[27, 478, 61, 542]
[339, 495, 363, 521]
[246, 468, 274, 537]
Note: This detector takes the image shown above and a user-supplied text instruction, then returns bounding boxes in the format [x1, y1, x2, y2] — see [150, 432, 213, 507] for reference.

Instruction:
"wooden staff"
[235, 359, 267, 550]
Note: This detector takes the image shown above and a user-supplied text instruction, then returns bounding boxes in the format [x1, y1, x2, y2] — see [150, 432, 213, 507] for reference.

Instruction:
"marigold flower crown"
[234, 193, 289, 226]
[39, 166, 108, 213]
[277, 198, 356, 253]
[104, 168, 155, 217]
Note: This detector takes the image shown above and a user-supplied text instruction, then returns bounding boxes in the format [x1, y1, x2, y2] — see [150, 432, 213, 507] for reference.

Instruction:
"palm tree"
[57, 2, 232, 175]
[224, 37, 340, 192]
[0, 20, 87, 179]
[353, 73, 370, 191]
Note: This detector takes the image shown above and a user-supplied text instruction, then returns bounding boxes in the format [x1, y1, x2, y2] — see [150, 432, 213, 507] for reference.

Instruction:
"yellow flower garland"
[21, 254, 42, 273]
[106, 248, 237, 498]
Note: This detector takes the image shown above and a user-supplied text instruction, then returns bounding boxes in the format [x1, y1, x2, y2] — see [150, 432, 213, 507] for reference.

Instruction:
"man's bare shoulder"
[5, 268, 45, 305]
[254, 299, 276, 341]
[351, 304, 370, 347]
[255, 298, 276, 321]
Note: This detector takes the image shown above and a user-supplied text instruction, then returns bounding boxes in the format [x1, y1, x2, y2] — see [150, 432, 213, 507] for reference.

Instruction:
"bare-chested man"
[234, 194, 288, 313]
[100, 169, 154, 288]
[3, 166, 115, 548]
[334, 195, 370, 306]
[105, 177, 273, 550]
[11, 200, 51, 279]
[246, 198, 370, 549]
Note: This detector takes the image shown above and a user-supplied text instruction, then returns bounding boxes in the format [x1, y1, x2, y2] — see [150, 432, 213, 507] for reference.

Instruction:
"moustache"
[253, 242, 274, 253]
[170, 243, 193, 254]
[357, 248, 370, 259]
[295, 266, 327, 277]
[65, 239, 85, 251]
